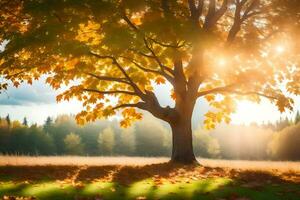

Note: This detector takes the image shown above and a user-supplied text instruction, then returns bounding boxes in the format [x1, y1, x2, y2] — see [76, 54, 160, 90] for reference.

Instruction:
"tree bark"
[170, 117, 197, 164]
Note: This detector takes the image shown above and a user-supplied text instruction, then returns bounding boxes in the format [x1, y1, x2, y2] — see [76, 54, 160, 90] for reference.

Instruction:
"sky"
[0, 78, 297, 126]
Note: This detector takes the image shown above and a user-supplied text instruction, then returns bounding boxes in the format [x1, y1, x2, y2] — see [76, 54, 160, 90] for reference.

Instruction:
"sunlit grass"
[82, 182, 115, 195]
[127, 179, 155, 198]
[153, 178, 231, 200]
[1, 178, 299, 200]
[0, 179, 233, 200]
[0, 182, 27, 195]
[22, 182, 76, 199]
[0, 158, 300, 199]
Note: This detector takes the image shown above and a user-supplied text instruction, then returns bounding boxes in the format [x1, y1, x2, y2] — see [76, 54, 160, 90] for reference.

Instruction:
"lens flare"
[217, 58, 227, 67]
[275, 45, 285, 54]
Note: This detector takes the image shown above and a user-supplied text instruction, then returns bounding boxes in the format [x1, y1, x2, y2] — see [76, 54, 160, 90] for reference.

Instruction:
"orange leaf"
[155, 77, 165, 85]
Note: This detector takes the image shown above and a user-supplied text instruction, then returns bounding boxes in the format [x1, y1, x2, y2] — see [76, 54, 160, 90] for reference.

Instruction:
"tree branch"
[241, 0, 260, 21]
[5, 70, 27, 79]
[228, 90, 278, 100]
[89, 51, 145, 97]
[227, 0, 260, 43]
[82, 88, 138, 96]
[149, 38, 185, 49]
[121, 12, 139, 31]
[143, 38, 174, 75]
[83, 72, 129, 84]
[120, 10, 175, 75]
[198, 84, 278, 100]
[119, 9, 177, 88]
[112, 102, 146, 110]
[206, 0, 216, 20]
[128, 49, 155, 58]
[88, 50, 177, 122]
[204, 0, 228, 29]
[121, 12, 183, 49]
[161, 0, 171, 16]
[120, 56, 172, 79]
[89, 51, 114, 60]
[188, 0, 204, 26]
[197, 84, 237, 97]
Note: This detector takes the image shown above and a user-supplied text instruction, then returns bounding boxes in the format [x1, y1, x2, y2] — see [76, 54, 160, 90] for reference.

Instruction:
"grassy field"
[0, 156, 299, 200]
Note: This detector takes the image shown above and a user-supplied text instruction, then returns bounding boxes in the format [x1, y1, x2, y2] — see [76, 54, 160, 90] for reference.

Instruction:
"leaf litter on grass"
[1, 162, 300, 200]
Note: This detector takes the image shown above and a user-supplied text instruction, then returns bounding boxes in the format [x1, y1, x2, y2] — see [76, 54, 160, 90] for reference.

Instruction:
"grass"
[0, 157, 300, 200]
[1, 178, 299, 200]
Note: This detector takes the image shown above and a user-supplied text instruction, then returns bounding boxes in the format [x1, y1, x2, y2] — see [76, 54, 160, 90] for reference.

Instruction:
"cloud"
[0, 78, 58, 105]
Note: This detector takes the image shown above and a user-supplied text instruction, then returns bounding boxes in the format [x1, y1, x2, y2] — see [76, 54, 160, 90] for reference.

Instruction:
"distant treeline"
[0, 113, 300, 160]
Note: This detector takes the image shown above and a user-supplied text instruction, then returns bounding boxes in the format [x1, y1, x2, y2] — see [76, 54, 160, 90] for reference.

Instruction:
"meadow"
[0, 156, 299, 200]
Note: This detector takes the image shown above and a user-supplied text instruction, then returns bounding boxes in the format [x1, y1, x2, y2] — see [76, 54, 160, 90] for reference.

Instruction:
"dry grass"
[0, 156, 300, 173]
[201, 158, 300, 173]
[0, 156, 169, 166]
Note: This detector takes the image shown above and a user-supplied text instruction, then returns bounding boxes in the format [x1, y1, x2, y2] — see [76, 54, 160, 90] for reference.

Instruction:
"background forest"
[0, 113, 300, 161]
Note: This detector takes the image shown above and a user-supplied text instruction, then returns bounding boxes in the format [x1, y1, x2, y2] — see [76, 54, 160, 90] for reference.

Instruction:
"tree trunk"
[170, 117, 197, 164]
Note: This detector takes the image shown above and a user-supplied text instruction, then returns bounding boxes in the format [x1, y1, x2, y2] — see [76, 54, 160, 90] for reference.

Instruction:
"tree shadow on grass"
[0, 165, 79, 181]
[77, 162, 199, 185]
[0, 163, 300, 200]
[0, 162, 299, 184]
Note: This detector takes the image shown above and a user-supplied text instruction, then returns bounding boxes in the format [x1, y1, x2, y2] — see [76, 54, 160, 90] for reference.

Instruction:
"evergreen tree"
[43, 116, 53, 133]
[276, 117, 290, 131]
[22, 117, 28, 126]
[5, 114, 10, 127]
[263, 121, 276, 131]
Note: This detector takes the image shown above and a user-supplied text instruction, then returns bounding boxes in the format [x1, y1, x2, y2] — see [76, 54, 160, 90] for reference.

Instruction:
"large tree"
[0, 0, 300, 163]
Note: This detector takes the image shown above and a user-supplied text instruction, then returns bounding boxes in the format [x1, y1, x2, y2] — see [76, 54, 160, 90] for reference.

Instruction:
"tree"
[0, 0, 300, 163]
[22, 117, 28, 126]
[135, 116, 171, 156]
[295, 111, 300, 125]
[43, 116, 53, 133]
[0, 0, 30, 92]
[5, 115, 10, 128]
[211, 124, 273, 160]
[98, 126, 115, 155]
[0, 118, 8, 128]
[275, 117, 290, 131]
[64, 132, 84, 155]
[193, 127, 220, 158]
[118, 126, 136, 156]
[268, 123, 300, 161]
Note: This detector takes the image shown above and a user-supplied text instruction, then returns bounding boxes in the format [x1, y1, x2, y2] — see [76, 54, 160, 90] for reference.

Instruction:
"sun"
[275, 45, 286, 54]
[217, 57, 227, 67]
